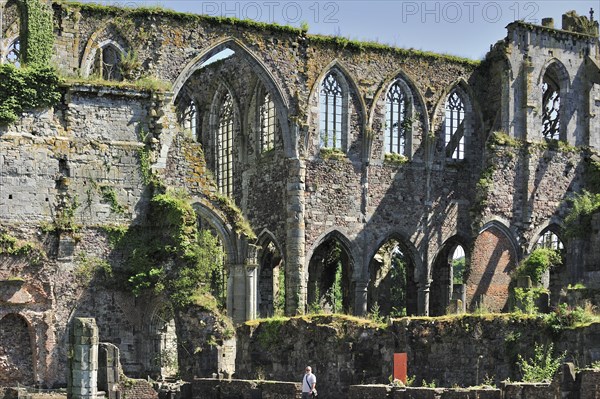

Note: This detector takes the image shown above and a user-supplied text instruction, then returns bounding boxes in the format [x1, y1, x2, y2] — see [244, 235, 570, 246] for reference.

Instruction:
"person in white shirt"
[302, 366, 317, 398]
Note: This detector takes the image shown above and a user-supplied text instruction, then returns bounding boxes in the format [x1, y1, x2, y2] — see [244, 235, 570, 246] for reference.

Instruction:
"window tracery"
[6, 38, 20, 67]
[217, 93, 234, 197]
[536, 230, 564, 251]
[385, 81, 408, 155]
[319, 72, 344, 149]
[444, 91, 465, 160]
[259, 91, 277, 152]
[541, 77, 560, 140]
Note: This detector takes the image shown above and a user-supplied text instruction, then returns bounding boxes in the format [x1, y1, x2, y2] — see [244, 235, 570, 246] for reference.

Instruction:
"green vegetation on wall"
[0, 0, 60, 126]
[0, 232, 46, 266]
[111, 189, 226, 309]
[563, 190, 600, 239]
[0, 64, 61, 125]
[22, 0, 54, 65]
[517, 342, 565, 383]
[515, 248, 561, 285]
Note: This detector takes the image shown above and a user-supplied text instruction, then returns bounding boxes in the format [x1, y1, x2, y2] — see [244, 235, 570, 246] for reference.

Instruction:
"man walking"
[302, 366, 317, 398]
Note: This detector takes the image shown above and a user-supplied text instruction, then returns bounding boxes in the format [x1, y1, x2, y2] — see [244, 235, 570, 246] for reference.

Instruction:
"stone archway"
[258, 239, 284, 318]
[0, 313, 34, 386]
[430, 240, 467, 316]
[307, 234, 354, 314]
[467, 223, 518, 312]
[367, 238, 418, 317]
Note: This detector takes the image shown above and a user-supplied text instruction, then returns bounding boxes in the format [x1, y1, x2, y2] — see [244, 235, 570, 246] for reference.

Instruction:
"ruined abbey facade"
[1, 0, 600, 389]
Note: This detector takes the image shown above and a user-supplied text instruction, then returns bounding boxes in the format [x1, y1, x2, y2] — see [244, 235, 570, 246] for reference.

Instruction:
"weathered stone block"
[259, 381, 300, 399]
[348, 384, 390, 399]
[404, 387, 441, 399]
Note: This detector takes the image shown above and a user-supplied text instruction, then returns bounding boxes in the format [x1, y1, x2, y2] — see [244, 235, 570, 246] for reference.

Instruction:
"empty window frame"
[319, 72, 344, 149]
[536, 230, 564, 251]
[99, 44, 122, 81]
[217, 93, 234, 197]
[444, 91, 466, 160]
[183, 100, 198, 138]
[259, 91, 277, 152]
[541, 75, 560, 140]
[385, 81, 408, 155]
[6, 38, 20, 67]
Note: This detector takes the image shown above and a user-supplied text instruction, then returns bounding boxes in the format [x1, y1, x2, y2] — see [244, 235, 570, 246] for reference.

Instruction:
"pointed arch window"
[541, 73, 560, 140]
[536, 230, 564, 251]
[444, 91, 466, 160]
[217, 93, 234, 197]
[385, 81, 408, 155]
[96, 44, 122, 81]
[183, 100, 199, 140]
[6, 39, 20, 68]
[259, 91, 277, 152]
[319, 72, 344, 150]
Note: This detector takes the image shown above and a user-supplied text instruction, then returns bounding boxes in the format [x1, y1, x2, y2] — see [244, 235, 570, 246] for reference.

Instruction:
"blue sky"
[95, 1, 598, 59]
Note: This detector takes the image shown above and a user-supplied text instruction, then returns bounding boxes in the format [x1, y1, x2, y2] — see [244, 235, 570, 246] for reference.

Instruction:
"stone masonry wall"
[236, 315, 600, 398]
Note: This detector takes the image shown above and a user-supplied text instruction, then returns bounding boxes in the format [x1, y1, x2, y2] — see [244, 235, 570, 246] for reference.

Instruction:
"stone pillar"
[523, 56, 536, 141]
[354, 281, 368, 316]
[68, 318, 99, 399]
[286, 158, 306, 314]
[245, 266, 257, 321]
[417, 281, 431, 316]
[228, 264, 247, 324]
[98, 343, 120, 399]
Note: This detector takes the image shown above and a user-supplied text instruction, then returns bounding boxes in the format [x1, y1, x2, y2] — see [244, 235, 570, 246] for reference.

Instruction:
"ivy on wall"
[0, 0, 60, 126]
[107, 189, 227, 310]
[0, 64, 60, 125]
[21, 0, 54, 65]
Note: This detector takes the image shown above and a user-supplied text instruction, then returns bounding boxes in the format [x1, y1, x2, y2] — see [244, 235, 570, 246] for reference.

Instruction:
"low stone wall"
[345, 366, 600, 399]
[119, 380, 158, 399]
[235, 315, 600, 398]
[192, 379, 300, 399]
[189, 370, 600, 399]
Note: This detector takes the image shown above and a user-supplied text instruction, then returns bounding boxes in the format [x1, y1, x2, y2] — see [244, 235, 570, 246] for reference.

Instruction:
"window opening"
[444, 91, 465, 160]
[385, 81, 408, 155]
[6, 39, 20, 67]
[319, 72, 343, 149]
[101, 45, 122, 81]
[217, 93, 234, 197]
[536, 230, 564, 251]
[541, 77, 560, 140]
[260, 92, 277, 152]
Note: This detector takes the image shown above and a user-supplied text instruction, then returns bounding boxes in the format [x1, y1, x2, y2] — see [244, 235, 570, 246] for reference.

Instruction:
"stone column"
[68, 318, 99, 399]
[286, 158, 306, 314]
[417, 281, 431, 316]
[245, 266, 257, 321]
[98, 343, 120, 399]
[523, 55, 536, 141]
[354, 281, 368, 316]
[228, 264, 247, 324]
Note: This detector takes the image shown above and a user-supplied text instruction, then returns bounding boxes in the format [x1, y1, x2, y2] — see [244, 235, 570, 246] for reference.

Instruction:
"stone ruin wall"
[0, 1, 599, 389]
[235, 316, 600, 398]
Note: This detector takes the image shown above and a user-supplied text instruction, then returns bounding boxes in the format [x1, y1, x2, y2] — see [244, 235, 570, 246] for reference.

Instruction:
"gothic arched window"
[444, 91, 466, 160]
[183, 100, 198, 140]
[536, 230, 564, 251]
[385, 81, 408, 155]
[541, 73, 560, 141]
[6, 39, 20, 68]
[259, 92, 277, 152]
[217, 93, 234, 197]
[98, 44, 122, 81]
[319, 72, 344, 150]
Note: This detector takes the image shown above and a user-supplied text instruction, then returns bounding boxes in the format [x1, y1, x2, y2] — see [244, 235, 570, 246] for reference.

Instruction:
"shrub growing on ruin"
[515, 248, 561, 285]
[517, 342, 565, 383]
[564, 190, 600, 238]
[118, 189, 226, 309]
